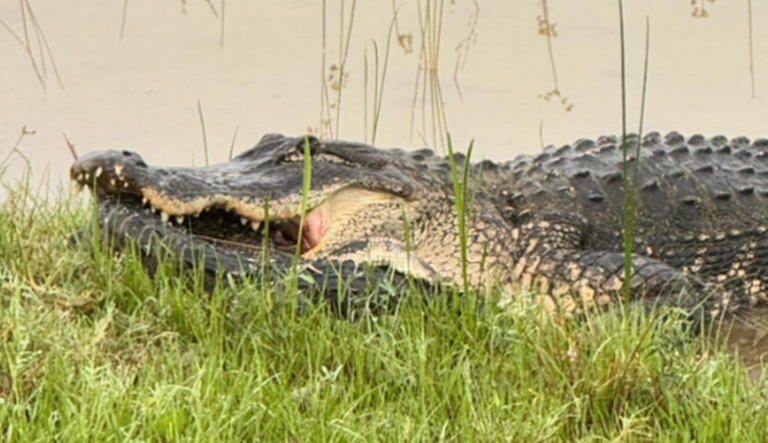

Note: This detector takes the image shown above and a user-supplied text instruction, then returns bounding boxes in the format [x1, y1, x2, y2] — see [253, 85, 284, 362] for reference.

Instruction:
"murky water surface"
[717, 307, 768, 377]
[2, 0, 768, 370]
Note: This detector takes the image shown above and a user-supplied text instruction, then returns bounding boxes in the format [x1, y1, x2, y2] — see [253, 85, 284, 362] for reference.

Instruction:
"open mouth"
[69, 147, 406, 262]
[90, 192, 330, 257]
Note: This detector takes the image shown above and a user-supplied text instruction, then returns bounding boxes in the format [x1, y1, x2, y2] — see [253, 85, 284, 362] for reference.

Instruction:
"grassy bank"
[0, 183, 767, 441]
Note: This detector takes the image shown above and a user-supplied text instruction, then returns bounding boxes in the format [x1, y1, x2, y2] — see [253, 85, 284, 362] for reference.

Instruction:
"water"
[1, 0, 767, 370]
[2, 0, 766, 178]
[719, 307, 768, 378]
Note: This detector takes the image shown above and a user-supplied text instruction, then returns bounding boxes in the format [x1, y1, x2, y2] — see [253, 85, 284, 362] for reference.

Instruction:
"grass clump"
[0, 179, 766, 441]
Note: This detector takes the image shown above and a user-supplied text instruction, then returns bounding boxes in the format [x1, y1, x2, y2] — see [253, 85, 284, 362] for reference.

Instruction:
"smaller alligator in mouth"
[71, 132, 768, 319]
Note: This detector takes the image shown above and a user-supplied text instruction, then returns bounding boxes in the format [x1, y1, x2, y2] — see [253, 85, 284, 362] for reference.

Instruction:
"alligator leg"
[507, 215, 714, 317]
[516, 248, 710, 314]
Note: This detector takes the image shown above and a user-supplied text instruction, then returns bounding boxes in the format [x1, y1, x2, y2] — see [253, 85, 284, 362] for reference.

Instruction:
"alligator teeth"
[251, 221, 260, 231]
[175, 216, 184, 224]
[84, 173, 90, 181]
[241, 217, 248, 226]
[110, 178, 117, 187]
[193, 213, 200, 218]
[161, 212, 170, 223]
[123, 181, 129, 188]
[94, 167, 103, 178]
[142, 197, 148, 206]
[77, 173, 84, 182]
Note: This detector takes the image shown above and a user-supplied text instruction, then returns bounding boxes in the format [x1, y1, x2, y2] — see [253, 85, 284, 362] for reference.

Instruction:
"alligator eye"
[281, 151, 305, 163]
[279, 149, 350, 165]
[313, 153, 349, 163]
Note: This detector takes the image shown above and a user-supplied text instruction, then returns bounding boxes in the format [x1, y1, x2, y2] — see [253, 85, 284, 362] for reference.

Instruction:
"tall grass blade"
[0, 16, 24, 46]
[62, 131, 78, 161]
[261, 198, 272, 309]
[120, 0, 129, 39]
[197, 99, 210, 166]
[618, 0, 631, 301]
[228, 125, 239, 161]
[445, 133, 472, 294]
[371, 11, 397, 146]
[285, 137, 312, 316]
[633, 17, 651, 178]
[220, 0, 226, 49]
[364, 46, 369, 143]
[334, 0, 358, 138]
[293, 137, 312, 261]
[409, 0, 449, 150]
[619, 5, 651, 302]
[319, 0, 331, 138]
[748, 0, 756, 98]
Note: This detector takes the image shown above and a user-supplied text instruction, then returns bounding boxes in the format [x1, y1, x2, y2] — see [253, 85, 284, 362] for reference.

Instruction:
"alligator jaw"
[72, 180, 386, 259]
[69, 150, 408, 259]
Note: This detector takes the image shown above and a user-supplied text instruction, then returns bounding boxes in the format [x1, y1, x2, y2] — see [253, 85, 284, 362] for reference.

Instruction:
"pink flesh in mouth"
[278, 205, 330, 253]
[301, 204, 329, 252]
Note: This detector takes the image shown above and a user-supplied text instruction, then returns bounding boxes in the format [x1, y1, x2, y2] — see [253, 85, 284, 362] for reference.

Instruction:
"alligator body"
[70, 132, 768, 317]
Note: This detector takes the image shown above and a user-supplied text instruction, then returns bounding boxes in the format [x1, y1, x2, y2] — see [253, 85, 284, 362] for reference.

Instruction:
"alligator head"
[70, 134, 515, 290]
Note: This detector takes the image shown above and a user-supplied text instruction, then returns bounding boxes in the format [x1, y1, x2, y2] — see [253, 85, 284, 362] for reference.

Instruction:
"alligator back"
[478, 131, 768, 312]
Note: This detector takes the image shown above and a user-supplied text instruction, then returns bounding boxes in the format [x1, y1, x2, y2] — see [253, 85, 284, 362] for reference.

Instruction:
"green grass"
[2, 1, 767, 439]
[445, 133, 474, 295]
[2, 180, 768, 441]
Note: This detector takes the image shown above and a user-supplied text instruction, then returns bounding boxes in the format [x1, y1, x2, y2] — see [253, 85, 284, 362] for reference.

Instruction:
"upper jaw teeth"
[72, 164, 131, 190]
[77, 188, 286, 231]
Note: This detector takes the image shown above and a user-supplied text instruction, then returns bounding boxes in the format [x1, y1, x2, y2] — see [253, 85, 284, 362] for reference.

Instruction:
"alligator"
[70, 132, 768, 317]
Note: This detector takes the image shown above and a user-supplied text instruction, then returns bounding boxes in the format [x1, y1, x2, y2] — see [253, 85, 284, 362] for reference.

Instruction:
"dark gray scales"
[477, 131, 768, 315]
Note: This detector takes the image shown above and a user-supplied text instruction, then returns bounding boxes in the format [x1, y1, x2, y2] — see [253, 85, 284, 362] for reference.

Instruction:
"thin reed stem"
[228, 125, 239, 161]
[120, 0, 129, 39]
[748, 0, 756, 98]
[618, 0, 631, 301]
[334, 0, 358, 138]
[634, 17, 651, 177]
[197, 100, 210, 166]
[541, 0, 560, 92]
[220, 0, 226, 49]
[371, 12, 397, 146]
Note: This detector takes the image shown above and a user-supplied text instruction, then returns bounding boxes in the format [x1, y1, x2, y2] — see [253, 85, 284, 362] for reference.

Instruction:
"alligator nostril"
[122, 150, 132, 157]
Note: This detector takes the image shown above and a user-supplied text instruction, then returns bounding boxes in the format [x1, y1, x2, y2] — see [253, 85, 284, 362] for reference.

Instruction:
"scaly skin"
[481, 132, 768, 316]
[70, 132, 768, 317]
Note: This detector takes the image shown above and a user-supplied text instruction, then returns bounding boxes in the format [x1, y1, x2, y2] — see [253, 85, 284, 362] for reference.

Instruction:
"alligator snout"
[70, 149, 148, 194]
